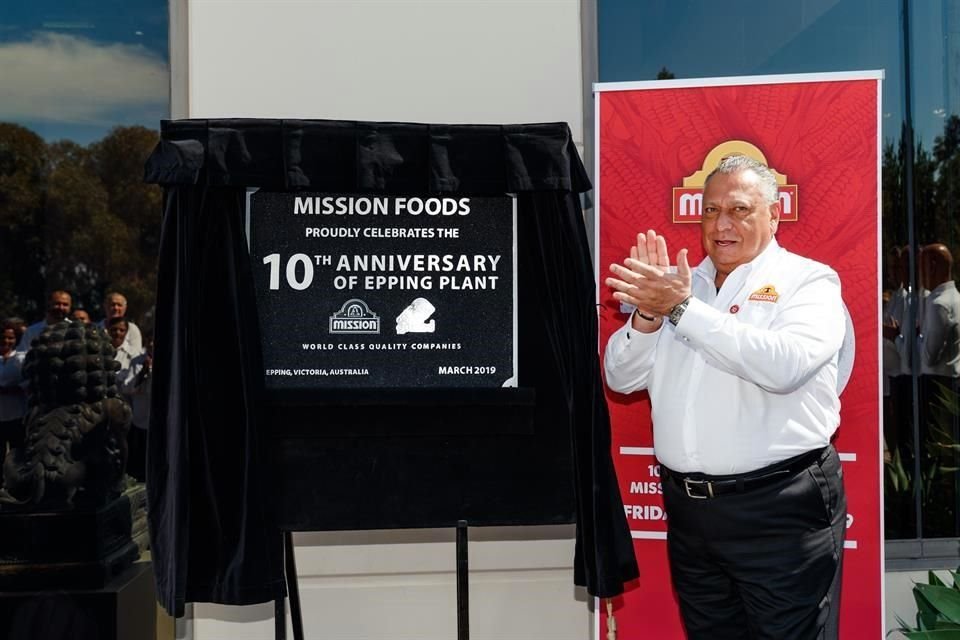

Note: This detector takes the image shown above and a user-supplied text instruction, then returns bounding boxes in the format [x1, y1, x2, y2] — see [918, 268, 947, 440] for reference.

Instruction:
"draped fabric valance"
[143, 118, 637, 617]
[145, 119, 592, 194]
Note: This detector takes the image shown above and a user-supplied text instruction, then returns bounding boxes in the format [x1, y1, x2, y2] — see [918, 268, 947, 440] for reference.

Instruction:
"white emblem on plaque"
[329, 298, 381, 334]
[396, 297, 436, 334]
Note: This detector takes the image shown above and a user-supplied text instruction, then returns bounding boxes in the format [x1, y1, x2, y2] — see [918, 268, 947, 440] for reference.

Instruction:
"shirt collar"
[931, 280, 958, 295]
[693, 237, 782, 286]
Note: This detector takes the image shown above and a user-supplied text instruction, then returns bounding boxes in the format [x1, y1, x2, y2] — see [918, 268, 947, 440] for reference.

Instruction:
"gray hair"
[704, 155, 779, 204]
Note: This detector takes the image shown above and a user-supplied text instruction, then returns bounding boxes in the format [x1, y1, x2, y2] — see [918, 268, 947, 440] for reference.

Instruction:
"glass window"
[0, 0, 169, 327]
[899, 0, 960, 540]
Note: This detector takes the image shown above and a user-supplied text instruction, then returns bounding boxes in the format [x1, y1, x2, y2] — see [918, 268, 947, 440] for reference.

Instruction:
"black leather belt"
[662, 447, 829, 500]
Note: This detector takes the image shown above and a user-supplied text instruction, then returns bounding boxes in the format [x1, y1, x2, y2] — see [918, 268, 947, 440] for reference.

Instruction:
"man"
[16, 290, 71, 352]
[107, 317, 139, 373]
[99, 292, 142, 353]
[604, 155, 847, 639]
[70, 309, 91, 325]
[119, 333, 152, 482]
[918, 243, 959, 382]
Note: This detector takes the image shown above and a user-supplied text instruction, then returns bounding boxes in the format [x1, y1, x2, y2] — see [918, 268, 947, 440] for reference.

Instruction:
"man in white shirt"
[16, 290, 72, 352]
[604, 155, 846, 639]
[98, 292, 143, 354]
[919, 243, 960, 380]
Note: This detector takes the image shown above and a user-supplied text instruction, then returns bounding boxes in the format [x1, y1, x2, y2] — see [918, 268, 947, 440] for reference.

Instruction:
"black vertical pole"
[901, 0, 923, 541]
[275, 593, 287, 640]
[284, 531, 306, 640]
[457, 520, 469, 640]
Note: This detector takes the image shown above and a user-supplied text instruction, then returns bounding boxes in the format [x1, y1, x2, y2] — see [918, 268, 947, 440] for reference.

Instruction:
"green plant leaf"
[918, 587, 941, 619]
[898, 612, 918, 634]
[917, 584, 960, 624]
[904, 630, 960, 639]
[933, 572, 948, 587]
[919, 612, 940, 630]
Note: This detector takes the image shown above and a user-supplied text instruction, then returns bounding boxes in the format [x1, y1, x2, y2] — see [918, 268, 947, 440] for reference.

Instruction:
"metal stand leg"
[274, 594, 287, 640]
[284, 530, 305, 640]
[457, 520, 469, 640]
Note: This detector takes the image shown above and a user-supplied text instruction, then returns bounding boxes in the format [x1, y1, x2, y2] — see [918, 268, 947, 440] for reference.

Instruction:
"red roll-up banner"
[595, 71, 883, 639]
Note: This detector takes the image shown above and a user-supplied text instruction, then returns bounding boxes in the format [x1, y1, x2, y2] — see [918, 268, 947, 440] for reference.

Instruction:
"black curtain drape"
[145, 119, 638, 617]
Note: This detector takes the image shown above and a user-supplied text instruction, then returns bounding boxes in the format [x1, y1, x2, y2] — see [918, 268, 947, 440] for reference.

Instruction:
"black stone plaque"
[246, 192, 517, 389]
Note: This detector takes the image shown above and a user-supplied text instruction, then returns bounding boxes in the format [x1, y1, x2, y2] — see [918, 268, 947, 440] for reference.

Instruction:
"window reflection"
[0, 3, 168, 483]
[0, 3, 167, 320]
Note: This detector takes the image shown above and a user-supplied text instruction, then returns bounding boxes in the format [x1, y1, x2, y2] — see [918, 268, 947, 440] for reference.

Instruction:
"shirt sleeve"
[675, 269, 845, 394]
[920, 300, 951, 368]
[603, 316, 662, 394]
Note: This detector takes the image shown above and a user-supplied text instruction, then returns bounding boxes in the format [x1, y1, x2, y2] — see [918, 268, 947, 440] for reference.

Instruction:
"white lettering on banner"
[679, 193, 702, 217]
[394, 197, 471, 216]
[335, 254, 501, 273]
[779, 191, 793, 215]
[628, 481, 662, 495]
[362, 275, 434, 290]
[438, 275, 499, 290]
[623, 504, 667, 521]
[293, 196, 471, 216]
[294, 196, 391, 216]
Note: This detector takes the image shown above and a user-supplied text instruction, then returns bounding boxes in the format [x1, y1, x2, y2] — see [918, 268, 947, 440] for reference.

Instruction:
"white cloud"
[0, 32, 168, 125]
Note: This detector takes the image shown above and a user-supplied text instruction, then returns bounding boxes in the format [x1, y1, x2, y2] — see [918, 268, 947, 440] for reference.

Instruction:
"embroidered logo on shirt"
[729, 305, 740, 314]
[748, 285, 780, 303]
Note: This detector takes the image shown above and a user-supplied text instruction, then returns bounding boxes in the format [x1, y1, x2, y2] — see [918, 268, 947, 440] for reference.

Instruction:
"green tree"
[87, 126, 162, 322]
[0, 123, 161, 328]
[0, 123, 47, 319]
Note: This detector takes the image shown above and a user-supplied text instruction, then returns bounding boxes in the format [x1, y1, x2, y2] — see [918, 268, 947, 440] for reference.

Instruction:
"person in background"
[17, 290, 71, 352]
[604, 155, 846, 639]
[919, 243, 960, 384]
[6, 317, 26, 346]
[70, 309, 91, 325]
[0, 320, 26, 458]
[99, 292, 142, 353]
[120, 333, 152, 482]
[106, 317, 138, 374]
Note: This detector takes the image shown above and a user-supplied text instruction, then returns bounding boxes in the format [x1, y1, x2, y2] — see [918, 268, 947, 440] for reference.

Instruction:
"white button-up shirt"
[919, 280, 960, 378]
[604, 240, 845, 475]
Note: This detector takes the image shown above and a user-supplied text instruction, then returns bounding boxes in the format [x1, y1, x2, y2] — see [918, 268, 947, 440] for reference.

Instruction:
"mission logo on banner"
[245, 191, 517, 389]
[671, 140, 798, 223]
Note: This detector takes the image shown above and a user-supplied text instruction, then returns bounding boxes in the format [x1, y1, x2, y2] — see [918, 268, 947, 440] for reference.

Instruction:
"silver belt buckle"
[683, 478, 714, 499]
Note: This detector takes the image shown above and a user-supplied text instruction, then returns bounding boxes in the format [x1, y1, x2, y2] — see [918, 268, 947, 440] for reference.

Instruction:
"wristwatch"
[668, 297, 691, 326]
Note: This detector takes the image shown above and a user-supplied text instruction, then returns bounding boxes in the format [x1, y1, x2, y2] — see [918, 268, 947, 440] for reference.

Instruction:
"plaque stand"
[275, 522, 472, 640]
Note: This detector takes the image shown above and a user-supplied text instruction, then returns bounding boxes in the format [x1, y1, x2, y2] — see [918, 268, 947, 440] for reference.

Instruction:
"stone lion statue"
[0, 320, 131, 509]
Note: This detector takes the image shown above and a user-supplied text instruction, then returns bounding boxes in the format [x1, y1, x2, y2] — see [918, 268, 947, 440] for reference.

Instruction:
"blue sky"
[0, 0, 169, 144]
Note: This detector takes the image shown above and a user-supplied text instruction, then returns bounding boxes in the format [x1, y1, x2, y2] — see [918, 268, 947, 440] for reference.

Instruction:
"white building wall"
[184, 0, 584, 142]
[177, 1, 589, 638]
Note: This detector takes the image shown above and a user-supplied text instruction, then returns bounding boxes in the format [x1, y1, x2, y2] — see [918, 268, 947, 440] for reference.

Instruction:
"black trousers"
[662, 446, 846, 640]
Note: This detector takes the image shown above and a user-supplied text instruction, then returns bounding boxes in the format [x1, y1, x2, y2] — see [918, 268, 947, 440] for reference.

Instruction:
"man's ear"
[769, 200, 781, 234]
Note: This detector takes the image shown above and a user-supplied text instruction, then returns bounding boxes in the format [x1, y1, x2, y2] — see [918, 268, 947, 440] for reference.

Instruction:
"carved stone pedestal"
[0, 483, 148, 591]
[0, 561, 156, 640]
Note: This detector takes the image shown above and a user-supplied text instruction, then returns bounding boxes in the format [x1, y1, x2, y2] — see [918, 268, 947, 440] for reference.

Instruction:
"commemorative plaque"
[245, 191, 517, 389]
